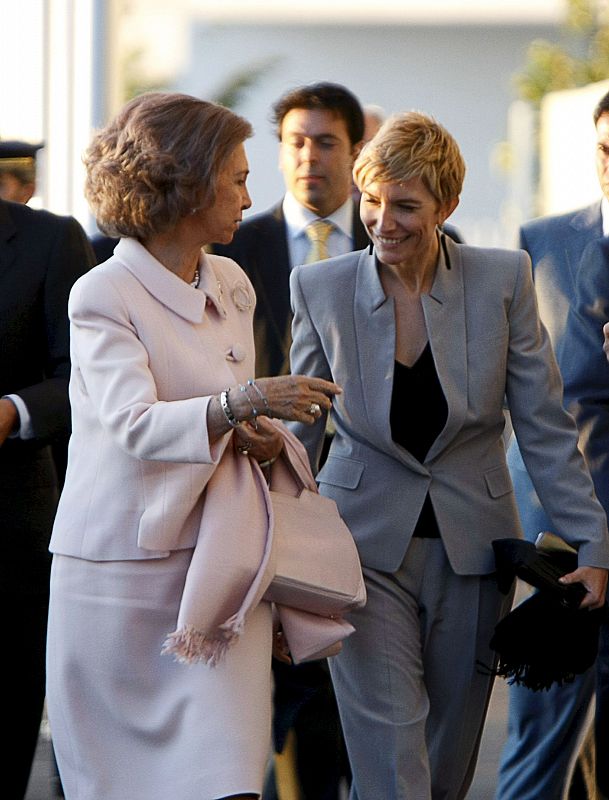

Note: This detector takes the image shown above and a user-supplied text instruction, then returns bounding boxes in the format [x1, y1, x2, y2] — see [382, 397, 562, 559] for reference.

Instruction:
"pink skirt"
[46, 551, 272, 799]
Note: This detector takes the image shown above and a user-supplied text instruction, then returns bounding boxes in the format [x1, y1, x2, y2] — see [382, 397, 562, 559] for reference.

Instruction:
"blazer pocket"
[484, 464, 513, 498]
[317, 455, 365, 490]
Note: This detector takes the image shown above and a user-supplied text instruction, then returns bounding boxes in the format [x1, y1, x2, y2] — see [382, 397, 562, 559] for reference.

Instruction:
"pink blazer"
[50, 237, 257, 561]
[51, 238, 355, 663]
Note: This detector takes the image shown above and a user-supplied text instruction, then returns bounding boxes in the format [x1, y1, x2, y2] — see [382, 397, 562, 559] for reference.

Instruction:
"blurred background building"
[2, 0, 609, 246]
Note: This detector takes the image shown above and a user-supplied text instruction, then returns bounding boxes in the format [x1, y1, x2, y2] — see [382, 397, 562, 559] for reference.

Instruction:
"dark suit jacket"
[0, 199, 94, 586]
[90, 232, 119, 264]
[214, 201, 370, 378]
[507, 202, 603, 538]
[560, 236, 609, 515]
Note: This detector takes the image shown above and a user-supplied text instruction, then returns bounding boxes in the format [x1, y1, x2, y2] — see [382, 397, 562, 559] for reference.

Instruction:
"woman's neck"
[142, 230, 201, 284]
[385, 235, 440, 296]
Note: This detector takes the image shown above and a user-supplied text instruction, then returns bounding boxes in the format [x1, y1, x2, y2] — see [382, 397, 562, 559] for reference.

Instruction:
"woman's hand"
[246, 375, 342, 425]
[560, 565, 608, 609]
[233, 417, 283, 463]
[208, 375, 342, 443]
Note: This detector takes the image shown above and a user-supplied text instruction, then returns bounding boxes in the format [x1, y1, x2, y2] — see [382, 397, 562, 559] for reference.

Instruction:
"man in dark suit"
[0, 198, 94, 797]
[497, 89, 609, 800]
[563, 237, 609, 800]
[215, 81, 367, 800]
[215, 82, 369, 379]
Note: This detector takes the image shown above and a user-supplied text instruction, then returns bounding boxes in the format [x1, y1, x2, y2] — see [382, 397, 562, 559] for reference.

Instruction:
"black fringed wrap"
[485, 538, 606, 691]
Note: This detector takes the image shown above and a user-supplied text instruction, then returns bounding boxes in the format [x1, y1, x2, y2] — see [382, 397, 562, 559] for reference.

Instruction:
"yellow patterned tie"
[304, 219, 334, 263]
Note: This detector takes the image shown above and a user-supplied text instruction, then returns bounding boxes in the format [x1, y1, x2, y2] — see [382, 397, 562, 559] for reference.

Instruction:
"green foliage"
[515, 0, 609, 107]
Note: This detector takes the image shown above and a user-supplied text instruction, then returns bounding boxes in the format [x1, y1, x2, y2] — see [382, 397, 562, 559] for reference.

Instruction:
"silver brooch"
[231, 281, 254, 312]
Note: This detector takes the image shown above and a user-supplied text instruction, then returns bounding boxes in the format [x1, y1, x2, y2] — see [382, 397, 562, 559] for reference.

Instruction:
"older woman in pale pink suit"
[46, 92, 340, 800]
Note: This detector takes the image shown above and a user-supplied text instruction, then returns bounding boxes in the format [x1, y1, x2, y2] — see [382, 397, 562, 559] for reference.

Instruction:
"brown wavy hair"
[84, 92, 252, 239]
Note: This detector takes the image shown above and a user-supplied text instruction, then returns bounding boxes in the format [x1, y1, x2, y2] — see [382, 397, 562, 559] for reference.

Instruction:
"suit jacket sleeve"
[560, 238, 609, 516]
[16, 215, 95, 441]
[287, 265, 332, 472]
[506, 251, 609, 566]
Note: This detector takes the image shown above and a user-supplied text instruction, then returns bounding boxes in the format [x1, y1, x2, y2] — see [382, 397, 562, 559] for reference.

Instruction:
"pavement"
[25, 679, 509, 799]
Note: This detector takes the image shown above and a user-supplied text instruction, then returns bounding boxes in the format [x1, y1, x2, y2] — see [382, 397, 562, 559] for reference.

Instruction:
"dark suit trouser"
[265, 660, 349, 800]
[596, 623, 609, 797]
[1, 451, 56, 799]
[4, 587, 50, 798]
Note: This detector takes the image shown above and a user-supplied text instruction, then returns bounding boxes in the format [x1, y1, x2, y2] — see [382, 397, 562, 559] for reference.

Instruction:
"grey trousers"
[329, 537, 512, 800]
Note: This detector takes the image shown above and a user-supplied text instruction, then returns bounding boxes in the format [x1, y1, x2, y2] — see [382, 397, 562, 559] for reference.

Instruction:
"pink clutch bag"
[264, 482, 366, 618]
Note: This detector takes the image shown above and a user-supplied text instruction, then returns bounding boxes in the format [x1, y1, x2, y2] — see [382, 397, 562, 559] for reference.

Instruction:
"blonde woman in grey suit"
[288, 112, 609, 800]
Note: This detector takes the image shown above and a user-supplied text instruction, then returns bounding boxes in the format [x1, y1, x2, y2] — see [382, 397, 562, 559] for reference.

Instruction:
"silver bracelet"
[247, 379, 271, 417]
[220, 389, 242, 428]
[239, 383, 259, 430]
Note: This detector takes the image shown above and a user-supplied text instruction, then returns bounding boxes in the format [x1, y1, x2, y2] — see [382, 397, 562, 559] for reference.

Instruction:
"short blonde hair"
[84, 92, 252, 239]
[353, 111, 465, 205]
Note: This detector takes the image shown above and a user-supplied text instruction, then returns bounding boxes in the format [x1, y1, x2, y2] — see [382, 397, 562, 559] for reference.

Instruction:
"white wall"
[176, 21, 556, 247]
[1, 6, 560, 243]
[539, 79, 609, 216]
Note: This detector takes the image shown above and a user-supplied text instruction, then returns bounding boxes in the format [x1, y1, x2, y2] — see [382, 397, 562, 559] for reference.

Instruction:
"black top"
[390, 343, 448, 537]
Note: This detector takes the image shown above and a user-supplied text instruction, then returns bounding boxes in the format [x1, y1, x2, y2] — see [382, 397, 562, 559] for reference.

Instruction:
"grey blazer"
[288, 236, 609, 576]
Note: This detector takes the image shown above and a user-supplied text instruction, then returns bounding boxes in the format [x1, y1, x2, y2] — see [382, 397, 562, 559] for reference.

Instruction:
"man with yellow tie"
[213, 80, 366, 800]
[215, 82, 368, 380]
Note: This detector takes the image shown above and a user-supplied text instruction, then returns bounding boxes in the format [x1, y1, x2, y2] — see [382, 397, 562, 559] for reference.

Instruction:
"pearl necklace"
[190, 268, 200, 288]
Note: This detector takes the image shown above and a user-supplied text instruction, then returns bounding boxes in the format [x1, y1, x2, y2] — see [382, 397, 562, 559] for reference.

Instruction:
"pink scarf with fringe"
[162, 420, 355, 666]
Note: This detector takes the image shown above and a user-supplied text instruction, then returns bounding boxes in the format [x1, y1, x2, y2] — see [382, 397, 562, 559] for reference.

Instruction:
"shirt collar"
[282, 192, 354, 241]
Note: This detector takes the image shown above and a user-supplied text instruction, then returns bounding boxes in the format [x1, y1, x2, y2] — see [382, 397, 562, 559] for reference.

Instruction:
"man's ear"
[350, 140, 363, 163]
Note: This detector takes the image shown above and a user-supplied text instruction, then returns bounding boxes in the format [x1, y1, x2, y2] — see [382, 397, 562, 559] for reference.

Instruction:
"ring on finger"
[309, 402, 321, 416]
[237, 441, 253, 454]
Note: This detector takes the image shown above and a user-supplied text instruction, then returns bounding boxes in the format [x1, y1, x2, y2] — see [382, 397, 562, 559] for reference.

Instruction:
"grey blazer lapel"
[422, 237, 468, 461]
[353, 249, 429, 474]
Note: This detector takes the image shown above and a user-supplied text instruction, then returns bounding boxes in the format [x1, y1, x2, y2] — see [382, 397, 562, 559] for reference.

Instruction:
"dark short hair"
[271, 82, 364, 145]
[594, 90, 609, 125]
[84, 92, 252, 239]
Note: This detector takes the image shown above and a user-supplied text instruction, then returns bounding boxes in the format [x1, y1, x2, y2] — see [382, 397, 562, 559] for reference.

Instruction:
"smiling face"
[279, 108, 359, 217]
[198, 142, 252, 245]
[360, 176, 457, 270]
